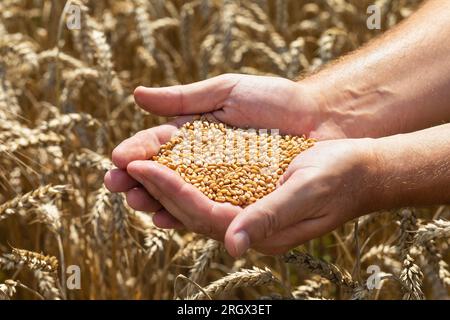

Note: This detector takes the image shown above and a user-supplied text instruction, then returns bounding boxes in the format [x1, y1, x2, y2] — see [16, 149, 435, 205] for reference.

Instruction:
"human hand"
[107, 133, 378, 257]
[129, 73, 345, 139]
[104, 73, 342, 230]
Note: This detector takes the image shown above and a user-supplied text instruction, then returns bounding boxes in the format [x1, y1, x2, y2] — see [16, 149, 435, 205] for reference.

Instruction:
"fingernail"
[133, 86, 146, 104]
[232, 231, 250, 257]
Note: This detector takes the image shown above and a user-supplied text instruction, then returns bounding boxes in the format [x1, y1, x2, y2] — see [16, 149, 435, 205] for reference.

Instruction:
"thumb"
[134, 74, 239, 116]
[224, 172, 309, 257]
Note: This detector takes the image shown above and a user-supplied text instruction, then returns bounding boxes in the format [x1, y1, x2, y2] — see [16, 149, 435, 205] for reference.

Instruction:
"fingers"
[153, 209, 185, 230]
[125, 187, 162, 212]
[104, 169, 140, 192]
[134, 74, 239, 116]
[127, 160, 236, 238]
[111, 116, 193, 169]
[224, 172, 319, 257]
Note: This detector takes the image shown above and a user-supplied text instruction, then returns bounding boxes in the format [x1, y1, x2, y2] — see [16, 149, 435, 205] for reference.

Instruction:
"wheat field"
[0, 0, 449, 300]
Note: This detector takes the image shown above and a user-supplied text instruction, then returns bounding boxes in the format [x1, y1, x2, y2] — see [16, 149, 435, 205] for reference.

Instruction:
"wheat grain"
[153, 118, 314, 207]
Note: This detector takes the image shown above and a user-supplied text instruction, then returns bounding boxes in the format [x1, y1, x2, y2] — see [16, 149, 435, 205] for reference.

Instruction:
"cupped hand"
[106, 124, 377, 257]
[105, 73, 321, 229]
[104, 73, 371, 256]
[130, 73, 322, 137]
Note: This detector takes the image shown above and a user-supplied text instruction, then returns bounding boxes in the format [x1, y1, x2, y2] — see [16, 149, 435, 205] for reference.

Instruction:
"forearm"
[367, 123, 450, 211]
[302, 0, 450, 138]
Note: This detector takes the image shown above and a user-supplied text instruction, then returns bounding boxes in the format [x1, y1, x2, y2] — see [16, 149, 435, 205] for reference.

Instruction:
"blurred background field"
[1, 0, 449, 300]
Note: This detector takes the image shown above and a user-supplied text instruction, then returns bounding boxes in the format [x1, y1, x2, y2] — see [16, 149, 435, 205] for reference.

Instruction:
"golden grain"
[153, 118, 315, 207]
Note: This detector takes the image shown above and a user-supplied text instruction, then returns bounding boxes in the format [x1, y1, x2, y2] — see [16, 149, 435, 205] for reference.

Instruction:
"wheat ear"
[283, 251, 357, 291]
[188, 267, 278, 300]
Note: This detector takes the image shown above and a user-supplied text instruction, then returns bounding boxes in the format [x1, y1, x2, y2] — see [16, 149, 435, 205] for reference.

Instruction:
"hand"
[223, 139, 377, 256]
[104, 73, 340, 231]
[130, 73, 347, 139]
[104, 73, 375, 257]
[107, 131, 378, 256]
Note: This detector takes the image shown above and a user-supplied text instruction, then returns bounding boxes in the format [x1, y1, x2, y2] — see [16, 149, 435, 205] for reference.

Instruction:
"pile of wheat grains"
[152, 118, 315, 206]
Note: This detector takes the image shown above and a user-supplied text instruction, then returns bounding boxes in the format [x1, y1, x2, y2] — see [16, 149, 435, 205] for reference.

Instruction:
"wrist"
[299, 70, 404, 140]
[350, 138, 389, 215]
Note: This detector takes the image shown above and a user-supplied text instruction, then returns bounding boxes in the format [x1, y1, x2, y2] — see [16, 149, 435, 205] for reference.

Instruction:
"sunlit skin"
[105, 0, 450, 257]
